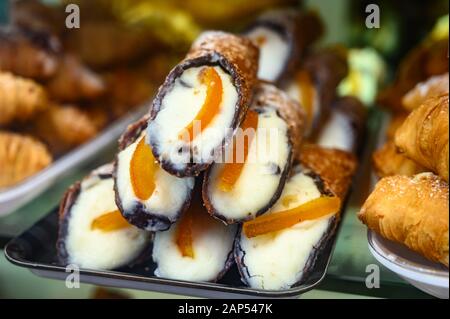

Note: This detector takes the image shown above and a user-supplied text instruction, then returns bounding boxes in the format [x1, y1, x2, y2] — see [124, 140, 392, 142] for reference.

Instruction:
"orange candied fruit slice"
[281, 194, 298, 207]
[91, 210, 131, 232]
[296, 70, 316, 125]
[243, 196, 341, 238]
[179, 67, 223, 141]
[130, 136, 158, 200]
[176, 210, 195, 258]
[218, 110, 259, 192]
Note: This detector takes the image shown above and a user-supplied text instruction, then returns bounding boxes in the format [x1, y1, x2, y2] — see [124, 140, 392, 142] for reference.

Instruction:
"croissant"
[358, 173, 449, 267]
[402, 73, 449, 111]
[373, 141, 425, 178]
[0, 72, 48, 126]
[0, 28, 59, 79]
[395, 94, 449, 182]
[46, 55, 106, 102]
[385, 113, 408, 140]
[0, 131, 52, 188]
[30, 104, 98, 155]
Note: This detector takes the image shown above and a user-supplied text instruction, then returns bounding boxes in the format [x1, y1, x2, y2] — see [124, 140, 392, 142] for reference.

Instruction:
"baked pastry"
[30, 104, 98, 155]
[0, 131, 52, 188]
[0, 71, 48, 126]
[402, 73, 449, 111]
[46, 55, 106, 102]
[373, 141, 425, 178]
[385, 113, 408, 140]
[358, 173, 449, 267]
[0, 28, 60, 79]
[395, 94, 449, 182]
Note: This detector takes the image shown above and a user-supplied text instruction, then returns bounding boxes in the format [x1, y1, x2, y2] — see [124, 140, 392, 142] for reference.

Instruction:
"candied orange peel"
[243, 196, 341, 238]
[179, 67, 223, 141]
[176, 210, 195, 258]
[218, 110, 259, 192]
[130, 136, 158, 200]
[91, 210, 131, 232]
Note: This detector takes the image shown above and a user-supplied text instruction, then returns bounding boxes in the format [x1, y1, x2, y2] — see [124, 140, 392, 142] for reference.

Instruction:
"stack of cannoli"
[359, 32, 449, 267]
[57, 9, 366, 290]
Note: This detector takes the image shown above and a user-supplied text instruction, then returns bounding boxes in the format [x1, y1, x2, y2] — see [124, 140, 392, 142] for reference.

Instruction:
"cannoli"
[315, 96, 366, 154]
[0, 72, 48, 126]
[114, 116, 195, 231]
[57, 164, 151, 270]
[152, 191, 237, 282]
[373, 141, 425, 178]
[358, 173, 449, 267]
[244, 9, 323, 84]
[0, 28, 60, 79]
[202, 83, 305, 224]
[0, 131, 52, 189]
[402, 72, 449, 111]
[395, 94, 449, 182]
[147, 31, 259, 177]
[284, 48, 348, 134]
[235, 145, 357, 290]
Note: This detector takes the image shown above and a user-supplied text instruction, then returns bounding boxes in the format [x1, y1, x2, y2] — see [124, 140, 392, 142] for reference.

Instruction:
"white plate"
[368, 230, 449, 298]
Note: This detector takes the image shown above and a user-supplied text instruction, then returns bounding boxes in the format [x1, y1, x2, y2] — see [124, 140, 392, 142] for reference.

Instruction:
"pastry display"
[0, 5, 181, 189]
[50, 8, 372, 289]
[360, 21, 449, 269]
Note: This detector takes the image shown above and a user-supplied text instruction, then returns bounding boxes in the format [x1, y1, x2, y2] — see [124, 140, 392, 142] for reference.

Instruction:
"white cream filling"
[316, 111, 354, 152]
[65, 178, 149, 270]
[208, 107, 290, 221]
[147, 66, 238, 171]
[246, 26, 289, 82]
[285, 80, 320, 134]
[116, 133, 195, 220]
[153, 215, 237, 282]
[239, 170, 335, 290]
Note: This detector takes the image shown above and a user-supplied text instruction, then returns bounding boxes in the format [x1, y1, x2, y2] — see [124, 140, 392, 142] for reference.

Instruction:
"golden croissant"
[0, 131, 52, 188]
[46, 55, 106, 102]
[402, 73, 449, 111]
[373, 141, 425, 178]
[0, 29, 59, 79]
[359, 173, 449, 267]
[0, 72, 49, 126]
[30, 104, 98, 155]
[395, 94, 449, 182]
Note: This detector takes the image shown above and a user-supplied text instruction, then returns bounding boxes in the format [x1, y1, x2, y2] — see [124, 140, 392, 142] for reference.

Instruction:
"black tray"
[4, 208, 340, 299]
